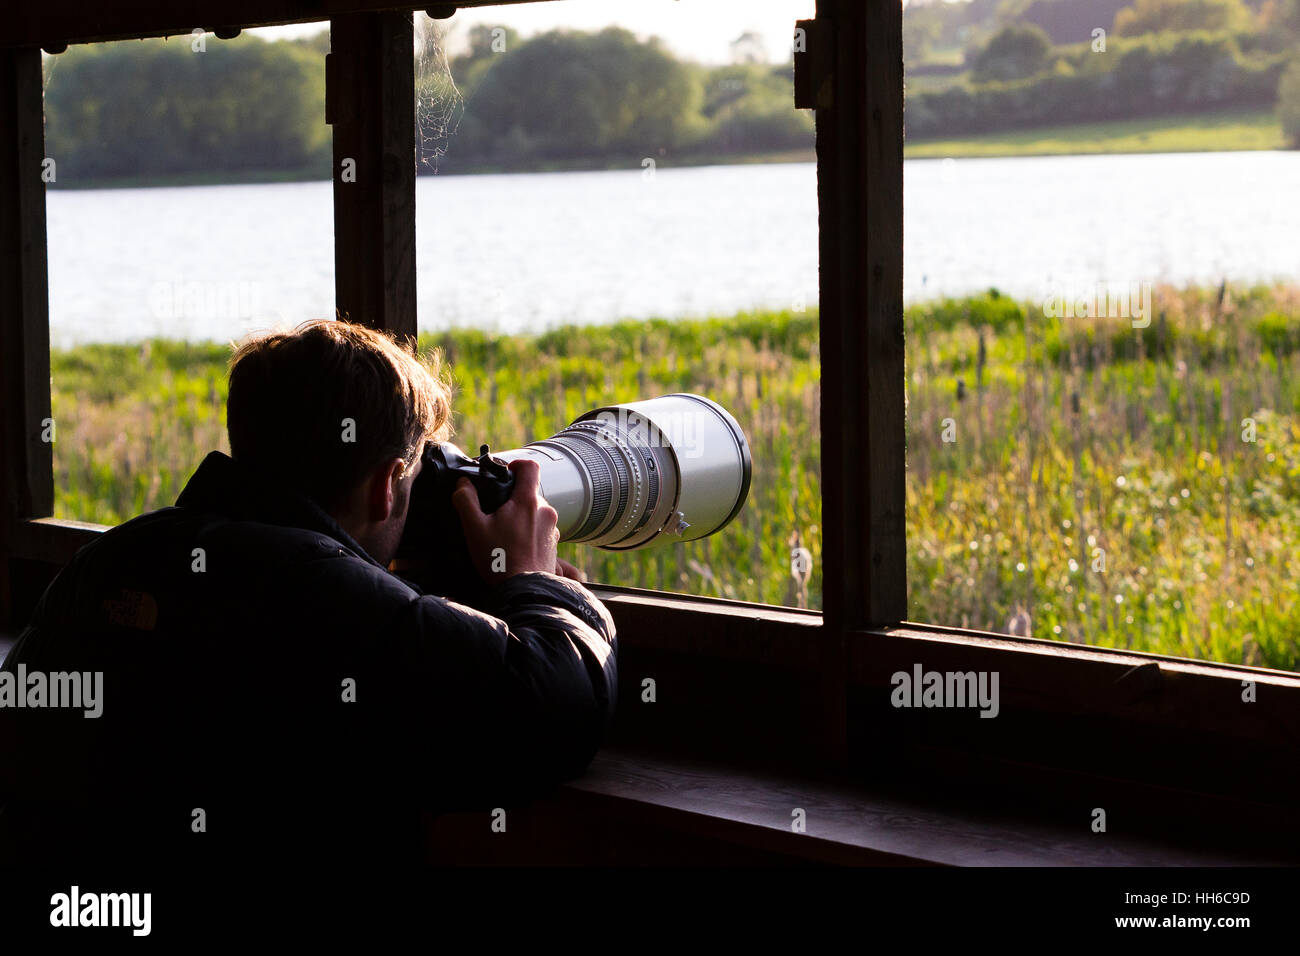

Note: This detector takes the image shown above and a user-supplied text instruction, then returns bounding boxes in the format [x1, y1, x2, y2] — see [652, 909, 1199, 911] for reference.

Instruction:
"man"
[0, 319, 617, 864]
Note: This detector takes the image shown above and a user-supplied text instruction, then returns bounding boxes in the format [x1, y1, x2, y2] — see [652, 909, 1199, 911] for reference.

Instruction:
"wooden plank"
[10, 517, 107, 565]
[594, 591, 1300, 818]
[847, 622, 1300, 731]
[594, 590, 1300, 761]
[846, 623, 1300, 838]
[0, 1, 565, 50]
[590, 584, 823, 673]
[0, 48, 54, 629]
[570, 588, 828, 767]
[816, 0, 906, 633]
[329, 11, 417, 340]
[810, 0, 905, 765]
[427, 746, 1283, 866]
[876, 736, 1300, 851]
[570, 748, 1287, 864]
[593, 589, 1300, 706]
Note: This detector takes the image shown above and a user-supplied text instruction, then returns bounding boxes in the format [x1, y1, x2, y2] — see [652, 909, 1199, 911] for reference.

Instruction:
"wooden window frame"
[2, 0, 1297, 852]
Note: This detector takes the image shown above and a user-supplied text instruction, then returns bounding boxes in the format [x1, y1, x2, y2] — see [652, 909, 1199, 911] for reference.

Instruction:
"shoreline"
[45, 280, 1300, 349]
[45, 109, 1296, 189]
[903, 109, 1286, 160]
[45, 149, 818, 192]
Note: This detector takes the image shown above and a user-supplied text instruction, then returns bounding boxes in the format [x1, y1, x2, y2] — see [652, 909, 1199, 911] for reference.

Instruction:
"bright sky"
[251, 0, 817, 65]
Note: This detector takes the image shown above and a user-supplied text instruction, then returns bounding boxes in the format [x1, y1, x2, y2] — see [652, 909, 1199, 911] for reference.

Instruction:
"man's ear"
[365, 457, 407, 522]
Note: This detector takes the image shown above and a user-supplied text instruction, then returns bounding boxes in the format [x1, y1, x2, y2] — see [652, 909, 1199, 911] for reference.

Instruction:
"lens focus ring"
[561, 430, 616, 541]
[565, 421, 634, 542]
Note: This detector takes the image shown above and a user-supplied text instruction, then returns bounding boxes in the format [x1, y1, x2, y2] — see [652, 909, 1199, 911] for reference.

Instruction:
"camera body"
[391, 442, 517, 605]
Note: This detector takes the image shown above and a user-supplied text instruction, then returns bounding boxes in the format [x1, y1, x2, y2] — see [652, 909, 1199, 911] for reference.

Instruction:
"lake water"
[45, 151, 1300, 346]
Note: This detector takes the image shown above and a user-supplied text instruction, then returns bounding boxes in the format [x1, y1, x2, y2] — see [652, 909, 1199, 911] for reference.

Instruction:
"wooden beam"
[0, 1, 566, 51]
[329, 11, 417, 340]
[846, 623, 1300, 813]
[590, 585, 823, 673]
[817, 0, 906, 633]
[10, 517, 107, 565]
[0, 48, 54, 628]
[599, 591, 1300, 827]
[426, 746, 1287, 865]
[810, 0, 905, 765]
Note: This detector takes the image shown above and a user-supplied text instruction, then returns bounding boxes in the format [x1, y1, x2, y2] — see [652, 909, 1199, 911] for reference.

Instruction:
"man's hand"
[554, 557, 585, 583]
[453, 458, 560, 584]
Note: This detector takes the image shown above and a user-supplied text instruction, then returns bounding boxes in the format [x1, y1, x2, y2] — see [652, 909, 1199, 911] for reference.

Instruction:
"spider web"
[414, 14, 465, 173]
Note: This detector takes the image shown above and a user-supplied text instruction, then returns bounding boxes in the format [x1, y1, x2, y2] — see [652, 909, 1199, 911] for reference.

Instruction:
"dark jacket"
[0, 451, 617, 864]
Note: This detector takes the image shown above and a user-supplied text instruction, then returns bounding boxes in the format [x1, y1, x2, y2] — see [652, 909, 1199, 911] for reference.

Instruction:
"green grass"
[904, 109, 1287, 159]
[48, 285, 1300, 672]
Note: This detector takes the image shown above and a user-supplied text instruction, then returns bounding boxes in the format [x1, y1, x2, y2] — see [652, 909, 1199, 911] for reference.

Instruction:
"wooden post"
[814, 0, 906, 757]
[0, 48, 54, 628]
[328, 11, 417, 342]
[816, 0, 905, 631]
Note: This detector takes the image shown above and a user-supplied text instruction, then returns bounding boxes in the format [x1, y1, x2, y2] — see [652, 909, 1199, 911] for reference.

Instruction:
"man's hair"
[227, 318, 454, 513]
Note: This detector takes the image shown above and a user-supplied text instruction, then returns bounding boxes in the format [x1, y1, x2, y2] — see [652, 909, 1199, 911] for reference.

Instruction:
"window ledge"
[429, 745, 1289, 866]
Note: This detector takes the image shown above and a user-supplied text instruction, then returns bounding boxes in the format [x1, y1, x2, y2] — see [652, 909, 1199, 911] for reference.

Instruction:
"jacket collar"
[175, 451, 388, 571]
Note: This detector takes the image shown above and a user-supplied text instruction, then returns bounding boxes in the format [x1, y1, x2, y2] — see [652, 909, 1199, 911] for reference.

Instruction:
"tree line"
[908, 29, 1289, 139]
[421, 26, 811, 170]
[42, 27, 813, 183]
[905, 0, 1300, 143]
[44, 35, 330, 181]
[40, 3, 1300, 183]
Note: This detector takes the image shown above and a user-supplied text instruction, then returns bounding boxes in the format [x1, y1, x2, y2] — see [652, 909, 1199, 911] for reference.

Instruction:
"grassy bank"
[904, 109, 1286, 159]
[49, 285, 1300, 671]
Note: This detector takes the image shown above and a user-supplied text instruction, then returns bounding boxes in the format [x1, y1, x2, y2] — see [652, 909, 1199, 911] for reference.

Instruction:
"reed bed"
[49, 283, 1300, 671]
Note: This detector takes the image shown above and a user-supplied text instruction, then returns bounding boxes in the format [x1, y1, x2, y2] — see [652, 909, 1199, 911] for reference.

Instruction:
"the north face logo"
[101, 588, 159, 630]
